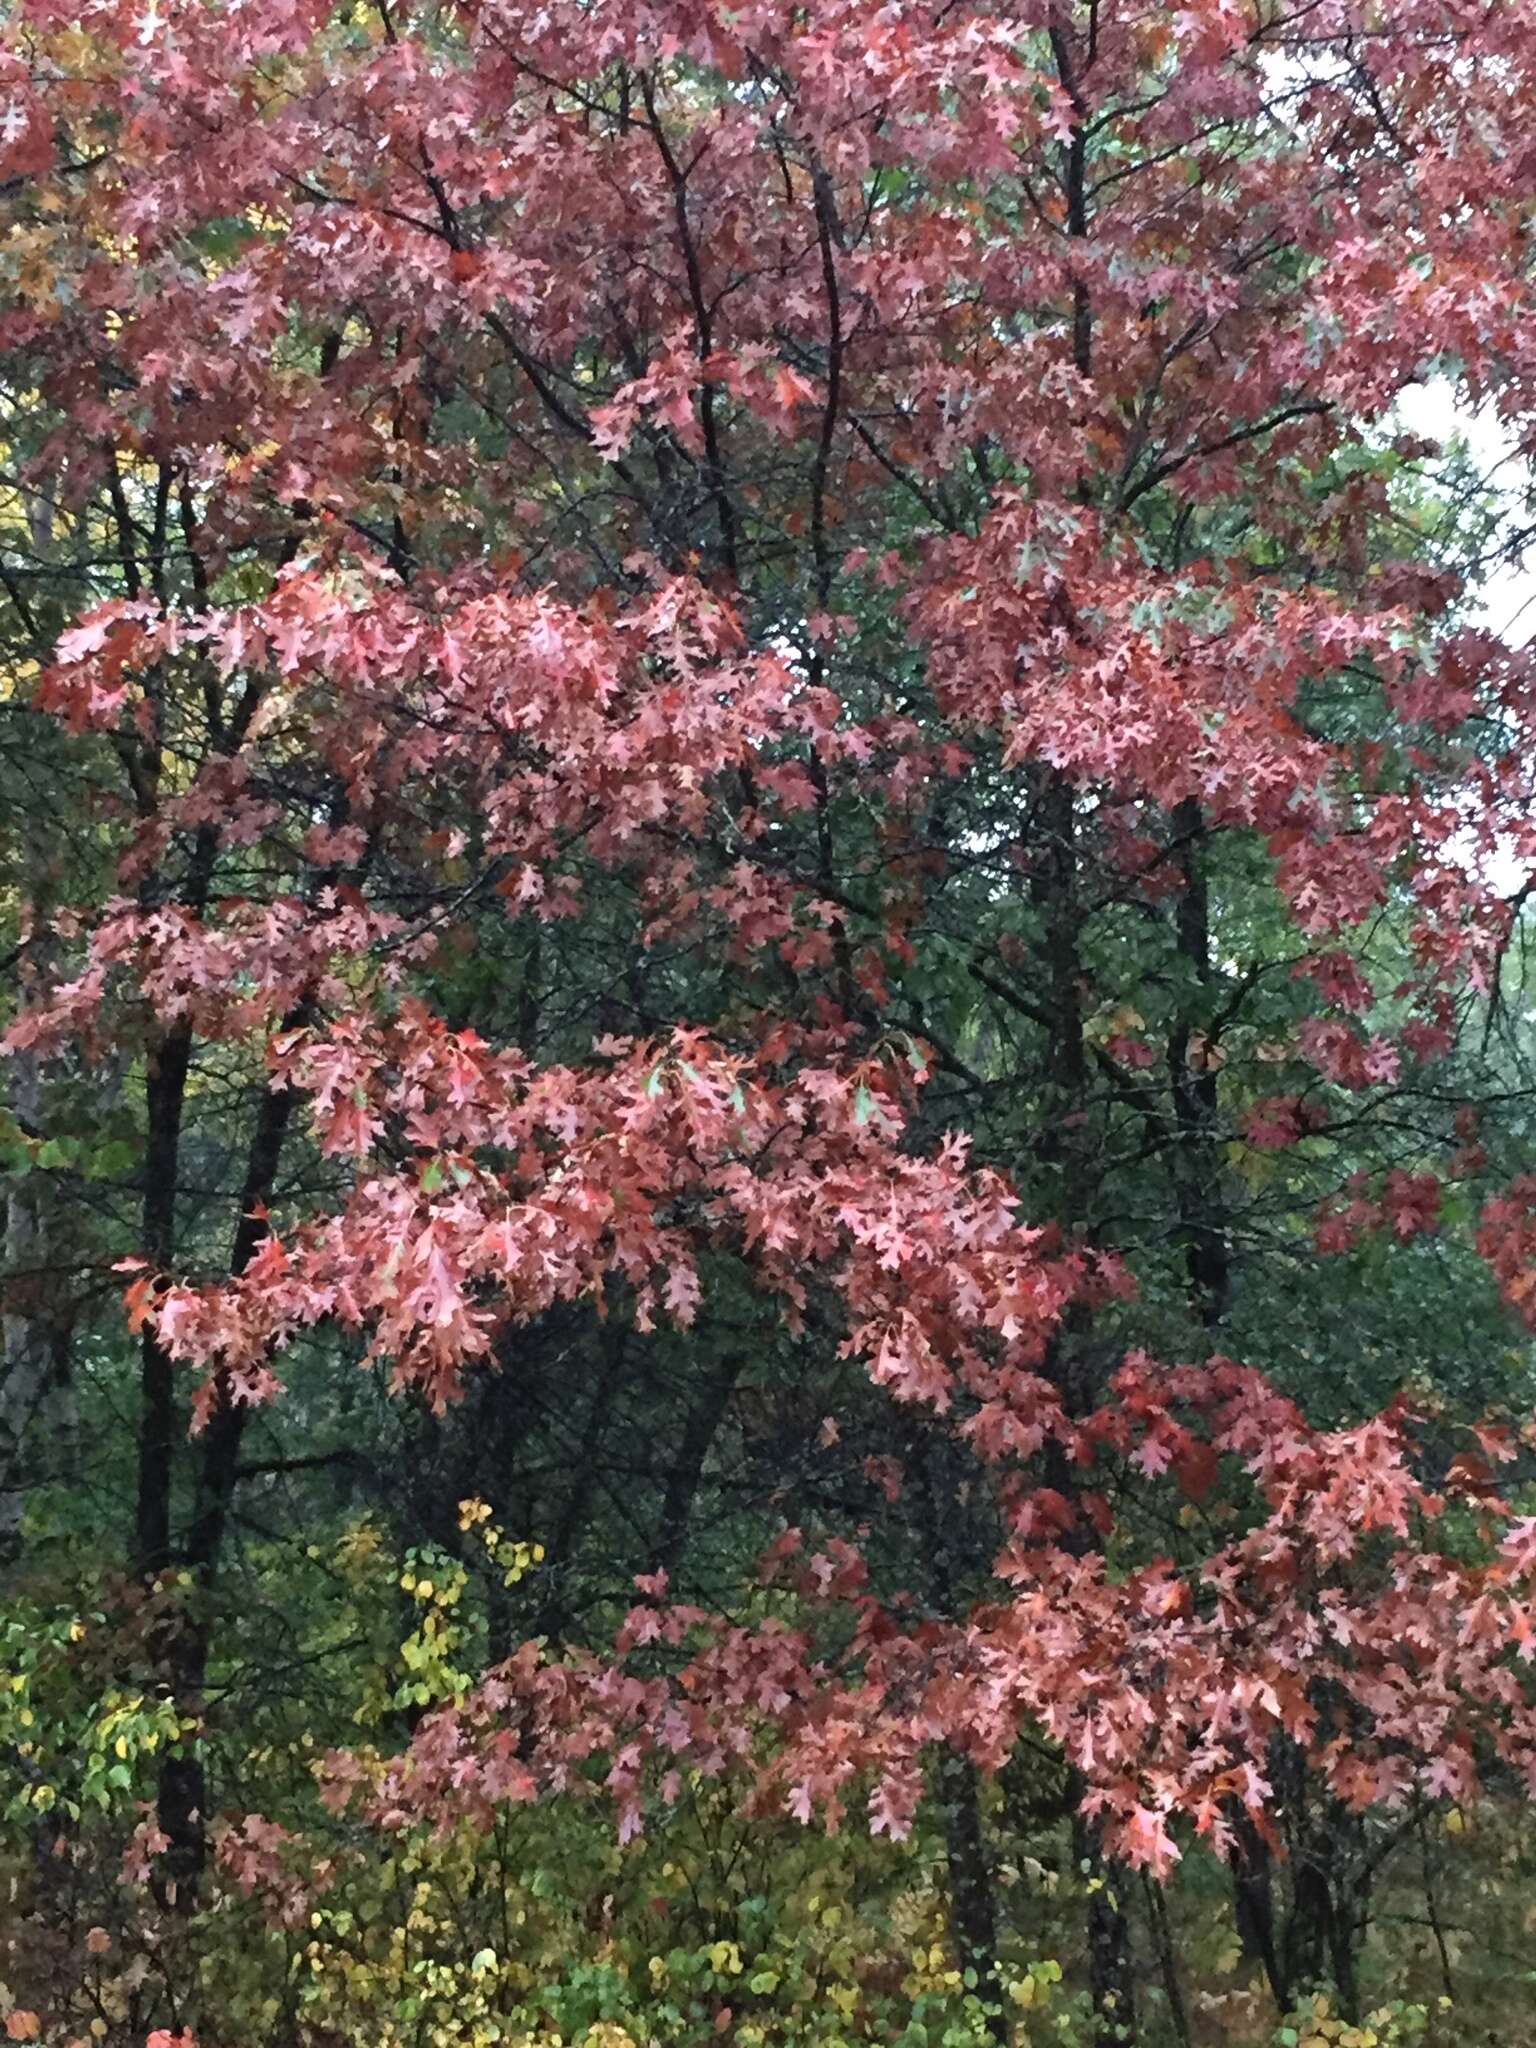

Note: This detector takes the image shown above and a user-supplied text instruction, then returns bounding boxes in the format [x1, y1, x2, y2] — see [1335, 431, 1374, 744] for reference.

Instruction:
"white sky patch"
[1388, 381, 1535, 904]
[1392, 379, 1536, 648]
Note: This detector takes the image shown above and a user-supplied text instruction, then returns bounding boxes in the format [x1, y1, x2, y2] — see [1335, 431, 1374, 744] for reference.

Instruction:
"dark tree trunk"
[939, 1750, 1009, 2045]
[146, 1023, 302, 1907]
[909, 1426, 1009, 2043]
[1232, 1810, 1289, 2010]
[1076, 1812, 1137, 2045]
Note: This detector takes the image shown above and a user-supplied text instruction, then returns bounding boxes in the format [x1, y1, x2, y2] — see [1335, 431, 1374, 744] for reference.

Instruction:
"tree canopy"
[1, 1, 1535, 2043]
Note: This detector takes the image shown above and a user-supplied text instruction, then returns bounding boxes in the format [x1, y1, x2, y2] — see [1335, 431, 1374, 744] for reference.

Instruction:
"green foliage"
[0, 1598, 181, 1829]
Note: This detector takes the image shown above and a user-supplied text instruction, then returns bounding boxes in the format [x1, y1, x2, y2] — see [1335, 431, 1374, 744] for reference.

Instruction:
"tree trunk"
[1076, 1812, 1137, 2045]
[1232, 1809, 1289, 2010]
[909, 1426, 1009, 2043]
[143, 1023, 303, 1907]
[939, 1750, 1009, 2045]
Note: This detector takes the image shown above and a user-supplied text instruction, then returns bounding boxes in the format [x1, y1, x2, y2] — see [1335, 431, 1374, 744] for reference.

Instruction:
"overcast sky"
[1392, 380, 1536, 648]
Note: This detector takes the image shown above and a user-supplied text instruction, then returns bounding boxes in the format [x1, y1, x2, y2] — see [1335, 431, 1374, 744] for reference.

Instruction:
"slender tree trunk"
[940, 1750, 1009, 2044]
[135, 1022, 198, 1908]
[1232, 1809, 1289, 2010]
[1284, 1846, 1333, 2001]
[1076, 1812, 1136, 2044]
[1032, 765, 1138, 2048]
[1142, 1870, 1192, 2048]
[136, 1027, 192, 1586]
[150, 1025, 306, 1905]
[910, 1427, 1009, 2044]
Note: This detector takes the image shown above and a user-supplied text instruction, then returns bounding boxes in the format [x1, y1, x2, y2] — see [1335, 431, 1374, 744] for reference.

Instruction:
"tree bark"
[149, 1025, 306, 1906]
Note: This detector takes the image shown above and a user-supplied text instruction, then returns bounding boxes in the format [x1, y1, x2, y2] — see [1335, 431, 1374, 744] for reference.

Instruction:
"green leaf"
[86, 1138, 137, 1180]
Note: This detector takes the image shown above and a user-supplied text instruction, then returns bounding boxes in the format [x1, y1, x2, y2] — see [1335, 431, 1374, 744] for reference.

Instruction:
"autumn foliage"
[1, 0, 1535, 2042]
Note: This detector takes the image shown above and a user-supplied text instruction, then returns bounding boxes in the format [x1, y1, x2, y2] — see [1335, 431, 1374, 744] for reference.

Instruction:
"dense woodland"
[1, 1, 1536, 2044]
